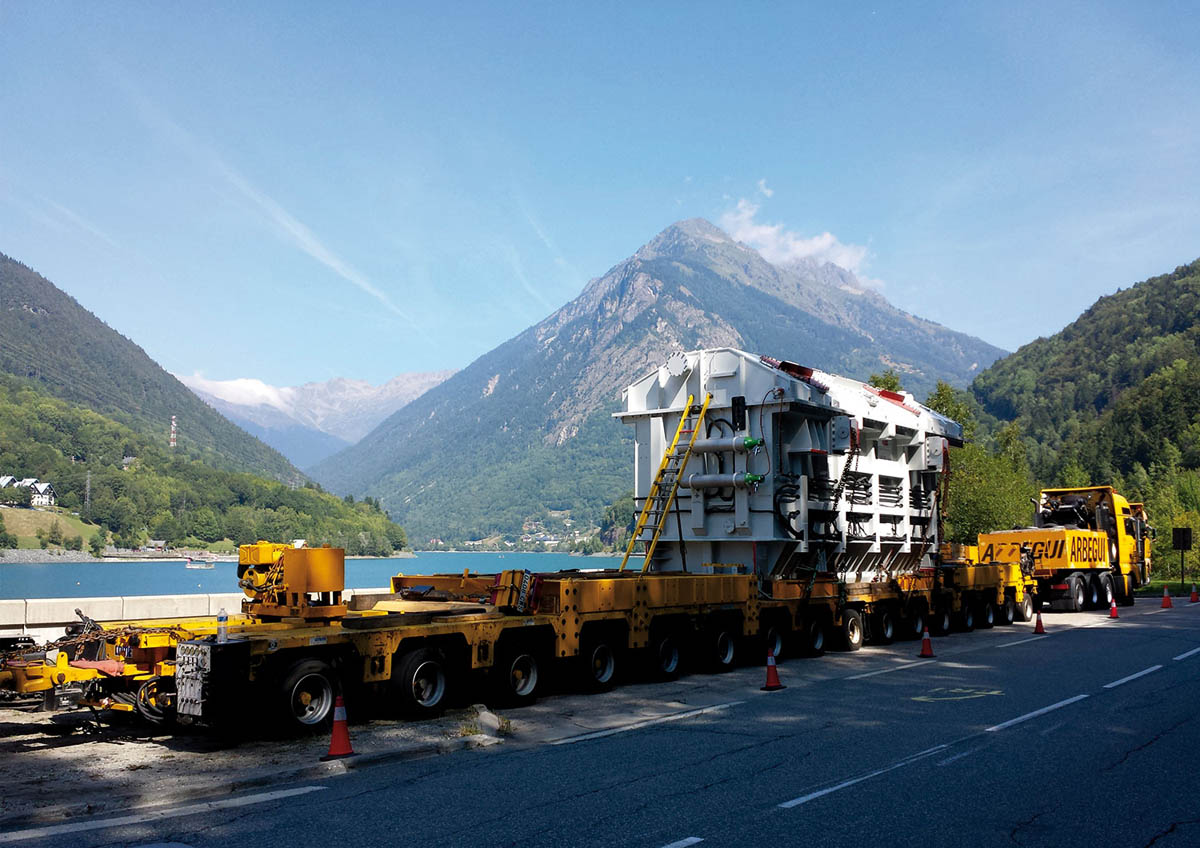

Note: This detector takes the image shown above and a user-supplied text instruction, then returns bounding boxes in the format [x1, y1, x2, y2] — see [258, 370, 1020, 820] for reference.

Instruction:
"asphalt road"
[7, 601, 1200, 848]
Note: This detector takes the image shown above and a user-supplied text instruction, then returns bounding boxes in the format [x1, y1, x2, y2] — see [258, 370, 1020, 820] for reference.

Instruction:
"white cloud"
[719, 198, 871, 276]
[177, 373, 295, 412]
[756, 178, 774, 198]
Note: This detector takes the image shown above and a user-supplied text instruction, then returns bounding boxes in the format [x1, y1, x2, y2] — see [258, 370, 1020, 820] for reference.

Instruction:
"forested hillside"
[0, 253, 298, 481]
[0, 376, 406, 554]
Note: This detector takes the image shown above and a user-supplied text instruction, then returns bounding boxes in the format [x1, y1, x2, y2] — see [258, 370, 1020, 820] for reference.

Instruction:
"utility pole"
[84, 470, 91, 514]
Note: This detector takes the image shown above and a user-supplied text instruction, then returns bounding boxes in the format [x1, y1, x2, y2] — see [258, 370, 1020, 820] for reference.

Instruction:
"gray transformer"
[615, 348, 963, 581]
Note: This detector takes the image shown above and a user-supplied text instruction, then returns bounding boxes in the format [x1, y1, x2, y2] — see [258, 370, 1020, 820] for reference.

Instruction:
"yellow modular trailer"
[977, 486, 1153, 611]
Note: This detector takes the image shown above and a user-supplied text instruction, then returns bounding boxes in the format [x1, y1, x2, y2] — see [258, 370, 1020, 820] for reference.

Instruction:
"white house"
[29, 482, 57, 507]
[16, 478, 37, 488]
[0, 475, 14, 489]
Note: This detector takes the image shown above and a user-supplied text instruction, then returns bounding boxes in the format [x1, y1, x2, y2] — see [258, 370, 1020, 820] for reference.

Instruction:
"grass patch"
[1, 506, 100, 549]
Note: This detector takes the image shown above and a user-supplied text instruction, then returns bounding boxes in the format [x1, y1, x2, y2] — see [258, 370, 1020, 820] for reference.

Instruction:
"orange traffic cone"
[761, 647, 785, 691]
[1109, 597, 1119, 619]
[1190, 584, 1198, 604]
[917, 627, 936, 659]
[321, 695, 353, 760]
[1033, 612, 1046, 635]
[1162, 586, 1174, 609]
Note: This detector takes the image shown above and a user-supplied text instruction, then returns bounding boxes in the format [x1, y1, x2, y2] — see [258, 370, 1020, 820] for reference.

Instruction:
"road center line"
[660, 838, 704, 848]
[1145, 607, 1172, 615]
[845, 660, 935, 680]
[549, 701, 743, 745]
[1173, 646, 1200, 661]
[997, 635, 1049, 648]
[0, 786, 327, 844]
[1103, 665, 1163, 689]
[985, 694, 1089, 733]
[778, 744, 949, 808]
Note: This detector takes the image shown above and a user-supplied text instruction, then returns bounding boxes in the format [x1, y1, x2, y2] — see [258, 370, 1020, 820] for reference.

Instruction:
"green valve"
[745, 473, 765, 484]
[743, 438, 765, 449]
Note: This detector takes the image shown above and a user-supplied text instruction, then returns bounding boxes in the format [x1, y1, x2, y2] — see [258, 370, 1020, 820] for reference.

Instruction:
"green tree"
[944, 444, 1037, 543]
[0, 512, 16, 548]
[65, 534, 83, 551]
[925, 381, 977, 441]
[88, 528, 107, 557]
[47, 519, 64, 546]
[868, 369, 903, 392]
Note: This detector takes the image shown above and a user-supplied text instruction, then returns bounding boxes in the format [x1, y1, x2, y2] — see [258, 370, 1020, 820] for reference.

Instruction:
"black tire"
[707, 628, 737, 672]
[870, 609, 895, 645]
[901, 608, 925, 641]
[651, 633, 682, 679]
[1071, 576, 1086, 612]
[1019, 594, 1035, 622]
[1118, 574, 1136, 607]
[1033, 593, 1044, 613]
[931, 607, 953, 636]
[580, 638, 618, 692]
[957, 606, 975, 632]
[977, 602, 996, 629]
[394, 648, 448, 717]
[802, 617, 826, 656]
[1099, 574, 1114, 607]
[279, 659, 336, 732]
[840, 609, 864, 651]
[999, 597, 1016, 626]
[763, 622, 788, 663]
[491, 645, 541, 707]
[1085, 577, 1099, 610]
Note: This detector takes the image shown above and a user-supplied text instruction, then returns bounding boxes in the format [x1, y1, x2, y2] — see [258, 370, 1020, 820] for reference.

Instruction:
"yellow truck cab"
[978, 486, 1152, 611]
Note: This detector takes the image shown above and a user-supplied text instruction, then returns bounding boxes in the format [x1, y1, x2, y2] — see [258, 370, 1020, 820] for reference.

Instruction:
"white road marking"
[1103, 665, 1162, 689]
[1173, 646, 1200, 661]
[936, 747, 979, 766]
[845, 660, 935, 680]
[1145, 607, 1173, 615]
[661, 838, 704, 848]
[0, 786, 326, 844]
[778, 744, 949, 808]
[997, 635, 1049, 648]
[1038, 720, 1067, 737]
[549, 701, 743, 745]
[985, 694, 1090, 733]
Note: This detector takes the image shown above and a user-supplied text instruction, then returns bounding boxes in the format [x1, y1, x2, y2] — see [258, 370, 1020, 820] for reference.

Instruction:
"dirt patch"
[0, 702, 503, 824]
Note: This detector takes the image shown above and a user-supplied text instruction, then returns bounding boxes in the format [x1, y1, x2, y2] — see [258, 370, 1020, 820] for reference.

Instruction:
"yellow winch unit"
[237, 541, 347, 620]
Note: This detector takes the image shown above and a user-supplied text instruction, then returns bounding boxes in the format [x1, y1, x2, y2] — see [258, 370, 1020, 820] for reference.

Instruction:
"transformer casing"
[615, 348, 963, 581]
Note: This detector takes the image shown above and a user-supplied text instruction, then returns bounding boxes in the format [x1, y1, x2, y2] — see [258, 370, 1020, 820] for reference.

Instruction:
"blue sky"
[2, 2, 1197, 387]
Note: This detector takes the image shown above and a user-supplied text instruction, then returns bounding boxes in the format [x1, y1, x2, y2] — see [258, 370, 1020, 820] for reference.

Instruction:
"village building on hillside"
[0, 476, 14, 489]
[0, 475, 58, 507]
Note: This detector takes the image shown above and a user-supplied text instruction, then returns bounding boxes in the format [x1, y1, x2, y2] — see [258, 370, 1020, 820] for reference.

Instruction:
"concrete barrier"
[0, 588, 394, 641]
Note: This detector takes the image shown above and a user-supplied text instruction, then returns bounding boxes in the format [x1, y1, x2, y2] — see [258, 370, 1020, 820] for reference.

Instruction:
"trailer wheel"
[802, 618, 826, 656]
[580, 638, 618, 692]
[870, 609, 895, 645]
[708, 628, 737, 671]
[840, 609, 864, 651]
[999, 597, 1016, 626]
[491, 646, 541, 707]
[394, 648, 448, 717]
[763, 623, 787, 662]
[978, 602, 995, 629]
[1099, 574, 1114, 607]
[1019, 594, 1035, 622]
[902, 608, 925, 641]
[957, 606, 975, 632]
[931, 607, 953, 636]
[1085, 578, 1099, 610]
[651, 634, 682, 679]
[279, 659, 336, 731]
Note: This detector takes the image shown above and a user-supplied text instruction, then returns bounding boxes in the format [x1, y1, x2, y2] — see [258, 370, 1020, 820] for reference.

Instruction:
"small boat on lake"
[185, 557, 215, 570]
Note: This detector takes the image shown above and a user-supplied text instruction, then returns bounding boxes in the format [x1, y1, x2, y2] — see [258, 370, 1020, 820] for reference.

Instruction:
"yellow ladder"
[619, 393, 713, 572]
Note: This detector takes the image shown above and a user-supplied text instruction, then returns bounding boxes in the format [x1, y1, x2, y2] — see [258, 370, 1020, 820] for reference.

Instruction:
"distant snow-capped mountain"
[178, 371, 454, 468]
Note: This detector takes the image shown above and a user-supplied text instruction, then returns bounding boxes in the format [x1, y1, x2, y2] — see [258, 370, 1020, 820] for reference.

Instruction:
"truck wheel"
[978, 602, 995, 629]
[708, 628, 737, 672]
[902, 608, 925, 641]
[651, 634, 682, 679]
[840, 609, 864, 651]
[957, 607, 975, 632]
[279, 659, 336, 731]
[1070, 576, 1086, 612]
[999, 597, 1016, 626]
[394, 648, 448, 716]
[1019, 594, 1035, 621]
[580, 638, 618, 691]
[870, 609, 895, 645]
[491, 646, 541, 707]
[1099, 574, 1114, 606]
[803, 618, 826, 656]
[1118, 575, 1136, 607]
[1085, 578, 1099, 610]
